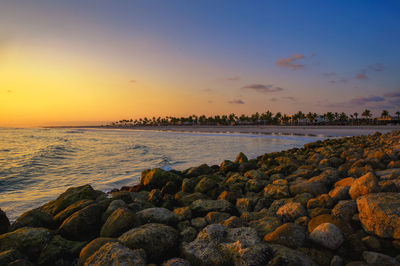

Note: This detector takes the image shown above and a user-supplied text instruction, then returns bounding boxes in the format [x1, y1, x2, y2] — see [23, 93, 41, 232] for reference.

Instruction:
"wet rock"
[140, 168, 181, 190]
[54, 199, 94, 224]
[85, 242, 146, 266]
[119, 223, 179, 263]
[264, 223, 306, 248]
[11, 208, 55, 232]
[41, 184, 104, 216]
[357, 192, 400, 239]
[59, 203, 105, 241]
[235, 152, 248, 164]
[190, 199, 233, 216]
[183, 164, 213, 178]
[276, 202, 306, 221]
[162, 257, 191, 266]
[0, 227, 54, 262]
[220, 160, 237, 172]
[0, 208, 10, 234]
[136, 207, 178, 225]
[349, 172, 380, 199]
[38, 235, 85, 266]
[79, 237, 119, 265]
[309, 223, 344, 250]
[362, 251, 399, 266]
[100, 207, 139, 237]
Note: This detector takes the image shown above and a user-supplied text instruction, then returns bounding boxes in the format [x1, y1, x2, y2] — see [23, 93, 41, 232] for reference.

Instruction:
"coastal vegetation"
[108, 109, 400, 127]
[1, 131, 400, 265]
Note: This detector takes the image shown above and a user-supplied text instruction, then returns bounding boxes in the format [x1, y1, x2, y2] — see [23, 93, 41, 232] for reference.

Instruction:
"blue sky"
[1, 1, 399, 125]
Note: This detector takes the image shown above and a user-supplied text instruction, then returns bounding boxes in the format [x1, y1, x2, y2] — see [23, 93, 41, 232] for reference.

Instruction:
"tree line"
[107, 109, 400, 127]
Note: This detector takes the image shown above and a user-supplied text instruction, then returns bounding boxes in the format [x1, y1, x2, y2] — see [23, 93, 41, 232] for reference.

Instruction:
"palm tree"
[362, 109, 372, 120]
[273, 112, 282, 124]
[324, 112, 334, 123]
[396, 111, 400, 120]
[281, 114, 290, 125]
[381, 110, 389, 119]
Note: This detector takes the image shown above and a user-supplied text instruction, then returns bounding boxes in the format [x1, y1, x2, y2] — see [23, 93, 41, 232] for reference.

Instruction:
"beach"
[109, 125, 400, 137]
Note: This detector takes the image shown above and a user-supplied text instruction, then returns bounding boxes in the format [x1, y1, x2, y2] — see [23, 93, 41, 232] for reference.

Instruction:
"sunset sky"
[1, 1, 399, 127]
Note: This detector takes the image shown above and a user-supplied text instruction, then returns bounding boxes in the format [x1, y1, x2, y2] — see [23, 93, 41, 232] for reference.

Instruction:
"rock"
[119, 223, 179, 263]
[329, 186, 350, 202]
[190, 199, 233, 216]
[249, 216, 282, 237]
[173, 207, 192, 221]
[140, 168, 181, 190]
[332, 200, 357, 221]
[194, 176, 218, 194]
[180, 227, 197, 242]
[79, 237, 119, 265]
[222, 216, 248, 228]
[357, 193, 400, 239]
[295, 216, 310, 227]
[205, 211, 230, 224]
[85, 242, 147, 266]
[349, 172, 380, 199]
[162, 258, 191, 266]
[0, 208, 10, 234]
[220, 160, 237, 172]
[184, 164, 213, 178]
[235, 152, 249, 164]
[309, 223, 344, 250]
[222, 241, 272, 266]
[335, 177, 355, 187]
[308, 207, 331, 218]
[161, 181, 178, 195]
[263, 183, 290, 199]
[289, 181, 327, 197]
[41, 184, 103, 215]
[8, 259, 34, 266]
[10, 208, 55, 231]
[330, 255, 344, 266]
[175, 192, 208, 206]
[181, 240, 227, 266]
[196, 224, 226, 242]
[264, 223, 306, 248]
[100, 207, 139, 237]
[362, 251, 399, 266]
[225, 226, 261, 246]
[38, 235, 85, 266]
[276, 202, 307, 221]
[244, 170, 268, 180]
[0, 249, 23, 265]
[361, 235, 382, 251]
[0, 227, 54, 262]
[54, 199, 94, 224]
[59, 203, 105, 241]
[191, 217, 208, 230]
[236, 198, 255, 214]
[376, 168, 400, 180]
[136, 207, 178, 225]
[267, 244, 318, 266]
[147, 189, 162, 205]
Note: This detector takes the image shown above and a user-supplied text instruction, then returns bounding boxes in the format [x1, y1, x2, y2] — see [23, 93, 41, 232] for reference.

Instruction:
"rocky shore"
[1, 131, 400, 265]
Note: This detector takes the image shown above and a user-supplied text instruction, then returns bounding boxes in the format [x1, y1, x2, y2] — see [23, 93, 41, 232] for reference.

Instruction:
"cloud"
[242, 84, 283, 93]
[356, 73, 368, 80]
[275, 54, 305, 70]
[201, 88, 213, 93]
[6, 90, 12, 93]
[228, 99, 245, 104]
[208, 100, 213, 104]
[323, 72, 337, 77]
[130, 80, 136, 83]
[349, 96, 384, 106]
[311, 53, 316, 57]
[384, 92, 400, 98]
[227, 76, 240, 81]
[270, 97, 278, 102]
[368, 63, 384, 72]
[282, 96, 295, 101]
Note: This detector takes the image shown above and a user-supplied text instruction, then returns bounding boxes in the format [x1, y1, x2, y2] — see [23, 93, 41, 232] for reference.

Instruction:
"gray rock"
[264, 223, 306, 248]
[362, 251, 400, 266]
[267, 244, 318, 266]
[190, 199, 233, 216]
[10, 208, 55, 231]
[100, 207, 139, 237]
[181, 240, 227, 266]
[309, 223, 344, 250]
[136, 207, 178, 225]
[162, 257, 191, 266]
[79, 237, 119, 265]
[119, 223, 179, 263]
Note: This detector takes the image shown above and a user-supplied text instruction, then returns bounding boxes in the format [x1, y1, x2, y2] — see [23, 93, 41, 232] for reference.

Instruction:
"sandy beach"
[109, 125, 400, 137]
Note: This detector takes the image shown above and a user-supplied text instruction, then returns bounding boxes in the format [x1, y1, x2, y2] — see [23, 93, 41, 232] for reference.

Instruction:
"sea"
[0, 127, 326, 221]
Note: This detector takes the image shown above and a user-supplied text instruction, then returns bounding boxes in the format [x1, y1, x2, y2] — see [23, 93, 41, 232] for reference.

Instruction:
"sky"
[0, 1, 399, 127]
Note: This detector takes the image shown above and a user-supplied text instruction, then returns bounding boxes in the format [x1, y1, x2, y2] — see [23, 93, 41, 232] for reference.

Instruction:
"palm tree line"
[108, 109, 400, 127]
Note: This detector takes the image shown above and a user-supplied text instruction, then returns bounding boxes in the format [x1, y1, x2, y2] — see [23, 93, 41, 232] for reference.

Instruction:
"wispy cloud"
[356, 73, 368, 80]
[228, 99, 245, 104]
[356, 63, 384, 80]
[270, 97, 278, 102]
[323, 72, 337, 77]
[242, 84, 283, 93]
[227, 76, 240, 81]
[130, 80, 136, 83]
[201, 88, 213, 93]
[383, 92, 400, 98]
[275, 54, 305, 70]
[282, 96, 295, 101]
[349, 96, 385, 105]
[6, 90, 12, 93]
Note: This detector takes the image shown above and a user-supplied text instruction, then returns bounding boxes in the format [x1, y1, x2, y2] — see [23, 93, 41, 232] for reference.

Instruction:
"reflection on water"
[0, 127, 325, 220]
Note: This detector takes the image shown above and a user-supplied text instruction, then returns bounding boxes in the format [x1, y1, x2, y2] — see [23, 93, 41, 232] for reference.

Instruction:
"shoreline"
[47, 124, 400, 137]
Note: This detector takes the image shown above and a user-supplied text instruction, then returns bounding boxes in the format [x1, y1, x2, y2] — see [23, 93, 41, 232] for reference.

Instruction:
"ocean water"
[0, 127, 325, 220]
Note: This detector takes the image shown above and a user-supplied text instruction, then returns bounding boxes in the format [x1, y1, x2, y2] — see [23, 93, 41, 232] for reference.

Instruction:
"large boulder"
[140, 168, 181, 190]
[249, 216, 282, 237]
[309, 223, 344, 250]
[54, 199, 94, 224]
[181, 240, 228, 266]
[84, 242, 146, 266]
[349, 172, 380, 199]
[119, 223, 179, 263]
[289, 181, 327, 197]
[10, 208, 55, 231]
[222, 241, 272, 266]
[276, 202, 306, 221]
[183, 164, 213, 178]
[190, 199, 233, 216]
[357, 193, 400, 239]
[0, 227, 54, 262]
[37, 235, 85, 266]
[79, 237, 119, 265]
[136, 207, 179, 225]
[59, 203, 105, 241]
[0, 208, 10, 234]
[235, 152, 249, 164]
[100, 207, 139, 237]
[41, 184, 104, 215]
